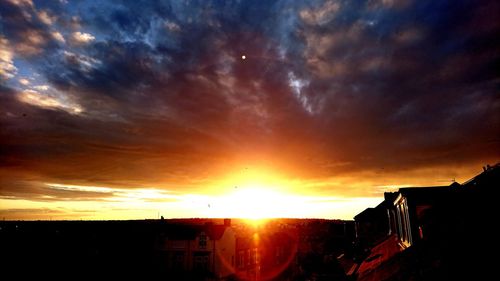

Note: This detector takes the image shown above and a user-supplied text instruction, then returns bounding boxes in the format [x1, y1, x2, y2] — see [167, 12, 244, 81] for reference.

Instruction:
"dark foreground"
[0, 218, 352, 280]
[1, 163, 498, 281]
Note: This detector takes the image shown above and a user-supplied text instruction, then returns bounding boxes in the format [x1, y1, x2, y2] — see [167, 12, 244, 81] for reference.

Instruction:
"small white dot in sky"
[241, 55, 246, 60]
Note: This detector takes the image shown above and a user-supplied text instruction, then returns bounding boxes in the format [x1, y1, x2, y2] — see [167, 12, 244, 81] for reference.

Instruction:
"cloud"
[37, 10, 56, 25]
[17, 89, 83, 114]
[18, 29, 48, 55]
[367, 0, 412, 10]
[33, 84, 49, 91]
[70, 31, 95, 44]
[62, 50, 100, 72]
[0, 0, 61, 57]
[44, 183, 181, 202]
[6, 0, 33, 8]
[300, 0, 341, 26]
[0, 179, 180, 204]
[164, 21, 181, 32]
[0, 208, 64, 218]
[19, 78, 30, 85]
[51, 31, 65, 43]
[0, 37, 17, 79]
[0, 181, 115, 202]
[288, 72, 313, 114]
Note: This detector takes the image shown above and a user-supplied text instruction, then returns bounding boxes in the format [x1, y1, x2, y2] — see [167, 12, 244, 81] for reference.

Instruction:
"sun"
[207, 184, 306, 221]
[202, 168, 310, 219]
[229, 187, 281, 219]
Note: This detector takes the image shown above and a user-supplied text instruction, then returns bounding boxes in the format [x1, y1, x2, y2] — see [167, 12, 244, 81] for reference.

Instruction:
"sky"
[0, 0, 499, 220]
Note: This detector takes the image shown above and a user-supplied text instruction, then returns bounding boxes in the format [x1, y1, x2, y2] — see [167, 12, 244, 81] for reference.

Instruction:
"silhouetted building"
[386, 186, 452, 248]
[235, 235, 260, 279]
[353, 163, 499, 281]
[156, 220, 235, 280]
[354, 201, 391, 248]
[234, 229, 298, 280]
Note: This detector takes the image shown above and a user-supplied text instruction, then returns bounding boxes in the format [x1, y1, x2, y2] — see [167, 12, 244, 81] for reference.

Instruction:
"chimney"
[224, 218, 231, 227]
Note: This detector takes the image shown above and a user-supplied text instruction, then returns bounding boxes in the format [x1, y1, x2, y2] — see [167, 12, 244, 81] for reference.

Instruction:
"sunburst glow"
[218, 186, 296, 219]
[0, 168, 384, 220]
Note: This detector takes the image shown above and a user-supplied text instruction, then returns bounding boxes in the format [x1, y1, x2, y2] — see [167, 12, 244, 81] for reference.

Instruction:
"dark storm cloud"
[293, 0, 500, 171]
[0, 88, 233, 188]
[1, 0, 499, 197]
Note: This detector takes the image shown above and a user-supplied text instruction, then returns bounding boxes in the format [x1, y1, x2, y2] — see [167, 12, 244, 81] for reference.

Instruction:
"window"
[395, 197, 412, 247]
[173, 251, 185, 269]
[403, 200, 412, 245]
[193, 252, 210, 272]
[396, 206, 403, 239]
[199, 232, 207, 249]
[238, 251, 245, 268]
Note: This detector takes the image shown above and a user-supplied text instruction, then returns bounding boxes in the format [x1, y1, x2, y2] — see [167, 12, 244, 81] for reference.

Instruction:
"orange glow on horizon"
[1, 164, 485, 221]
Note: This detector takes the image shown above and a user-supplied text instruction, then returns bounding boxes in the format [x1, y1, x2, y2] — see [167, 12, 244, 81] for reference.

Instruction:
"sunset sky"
[1, 0, 499, 220]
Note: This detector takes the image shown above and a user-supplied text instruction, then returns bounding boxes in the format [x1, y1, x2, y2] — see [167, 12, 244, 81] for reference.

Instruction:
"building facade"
[157, 219, 236, 280]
